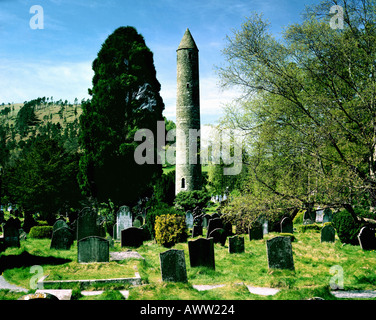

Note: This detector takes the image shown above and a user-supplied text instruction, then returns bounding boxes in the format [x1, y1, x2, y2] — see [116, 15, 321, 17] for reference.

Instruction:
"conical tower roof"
[177, 28, 198, 51]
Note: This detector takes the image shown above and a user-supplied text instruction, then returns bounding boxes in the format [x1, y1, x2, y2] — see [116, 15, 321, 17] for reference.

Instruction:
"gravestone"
[223, 221, 233, 236]
[3, 218, 20, 248]
[266, 236, 294, 270]
[159, 249, 188, 283]
[50, 227, 74, 250]
[192, 225, 203, 237]
[133, 215, 144, 228]
[186, 211, 193, 229]
[280, 217, 293, 234]
[121, 227, 144, 248]
[202, 214, 211, 228]
[211, 213, 221, 219]
[76, 208, 98, 241]
[321, 225, 335, 243]
[193, 215, 203, 227]
[303, 210, 314, 225]
[112, 223, 117, 240]
[116, 206, 132, 240]
[249, 221, 263, 240]
[228, 236, 244, 254]
[77, 236, 109, 263]
[315, 210, 323, 223]
[258, 216, 269, 235]
[188, 237, 215, 270]
[323, 208, 333, 223]
[208, 228, 227, 246]
[207, 218, 223, 238]
[358, 226, 376, 250]
[53, 219, 68, 232]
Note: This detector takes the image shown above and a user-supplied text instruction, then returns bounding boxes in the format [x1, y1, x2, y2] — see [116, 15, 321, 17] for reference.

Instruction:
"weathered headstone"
[358, 226, 376, 250]
[323, 208, 333, 223]
[50, 227, 74, 250]
[188, 237, 215, 269]
[223, 221, 233, 236]
[52, 219, 68, 232]
[116, 206, 132, 240]
[3, 218, 20, 248]
[192, 225, 203, 237]
[207, 218, 223, 238]
[321, 225, 335, 243]
[121, 227, 144, 248]
[159, 249, 188, 283]
[113, 223, 118, 240]
[76, 208, 98, 241]
[266, 236, 294, 270]
[259, 216, 268, 235]
[202, 214, 211, 228]
[303, 209, 315, 225]
[249, 221, 263, 240]
[211, 213, 221, 219]
[133, 215, 144, 228]
[228, 235, 244, 254]
[280, 217, 293, 234]
[315, 210, 323, 223]
[77, 236, 109, 263]
[193, 215, 203, 227]
[208, 228, 227, 246]
[186, 211, 193, 229]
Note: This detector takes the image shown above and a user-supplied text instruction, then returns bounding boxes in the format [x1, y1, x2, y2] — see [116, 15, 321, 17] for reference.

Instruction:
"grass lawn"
[1, 224, 376, 300]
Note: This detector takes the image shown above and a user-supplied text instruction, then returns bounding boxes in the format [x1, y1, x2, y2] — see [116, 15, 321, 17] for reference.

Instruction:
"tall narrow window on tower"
[175, 28, 202, 195]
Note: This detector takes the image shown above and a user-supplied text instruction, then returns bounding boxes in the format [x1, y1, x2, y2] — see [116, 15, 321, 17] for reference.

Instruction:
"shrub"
[332, 209, 361, 245]
[154, 214, 188, 247]
[145, 204, 179, 239]
[36, 220, 48, 226]
[174, 190, 210, 212]
[28, 226, 53, 239]
[300, 223, 321, 233]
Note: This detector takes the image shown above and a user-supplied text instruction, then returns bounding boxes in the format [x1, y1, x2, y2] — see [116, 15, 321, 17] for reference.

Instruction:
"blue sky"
[0, 0, 319, 124]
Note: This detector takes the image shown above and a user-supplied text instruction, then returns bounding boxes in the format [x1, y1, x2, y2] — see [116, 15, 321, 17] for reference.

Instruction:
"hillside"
[0, 100, 82, 130]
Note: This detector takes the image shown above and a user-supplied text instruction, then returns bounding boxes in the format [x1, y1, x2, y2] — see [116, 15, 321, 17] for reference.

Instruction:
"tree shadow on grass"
[0, 251, 72, 273]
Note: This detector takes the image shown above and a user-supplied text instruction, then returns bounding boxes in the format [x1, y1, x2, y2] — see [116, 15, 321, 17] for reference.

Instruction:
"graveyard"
[1, 205, 376, 301]
[2, 0, 376, 306]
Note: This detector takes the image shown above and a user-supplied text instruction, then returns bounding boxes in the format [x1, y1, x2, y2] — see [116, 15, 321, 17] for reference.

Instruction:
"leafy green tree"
[78, 26, 164, 208]
[218, 0, 376, 220]
[7, 136, 82, 222]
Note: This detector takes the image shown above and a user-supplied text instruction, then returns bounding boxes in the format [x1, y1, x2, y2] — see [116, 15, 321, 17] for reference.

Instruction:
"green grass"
[1, 225, 376, 300]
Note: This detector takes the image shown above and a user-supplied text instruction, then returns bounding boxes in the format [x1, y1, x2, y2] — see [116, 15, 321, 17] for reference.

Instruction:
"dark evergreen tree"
[78, 26, 164, 207]
[7, 136, 82, 222]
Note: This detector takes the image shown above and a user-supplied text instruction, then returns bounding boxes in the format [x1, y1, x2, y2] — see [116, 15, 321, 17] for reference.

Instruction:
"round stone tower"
[175, 28, 202, 195]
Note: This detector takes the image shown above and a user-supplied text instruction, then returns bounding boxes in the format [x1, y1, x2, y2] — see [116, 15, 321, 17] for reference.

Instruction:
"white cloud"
[0, 59, 93, 103]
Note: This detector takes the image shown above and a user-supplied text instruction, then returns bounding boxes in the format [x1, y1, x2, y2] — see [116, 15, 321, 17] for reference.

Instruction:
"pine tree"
[78, 26, 164, 207]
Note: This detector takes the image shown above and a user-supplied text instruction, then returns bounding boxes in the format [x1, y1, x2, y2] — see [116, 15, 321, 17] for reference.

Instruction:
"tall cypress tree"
[78, 26, 164, 207]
